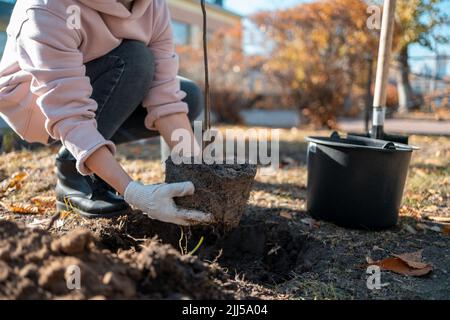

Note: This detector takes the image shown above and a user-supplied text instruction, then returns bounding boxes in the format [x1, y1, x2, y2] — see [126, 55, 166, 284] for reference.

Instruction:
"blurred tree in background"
[178, 25, 264, 123]
[253, 0, 379, 128]
[394, 0, 449, 113]
[177, 0, 448, 127]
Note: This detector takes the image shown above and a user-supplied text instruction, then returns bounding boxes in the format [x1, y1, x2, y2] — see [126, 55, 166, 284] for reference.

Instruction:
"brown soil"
[56, 209, 325, 286]
[194, 211, 327, 284]
[0, 130, 449, 300]
[165, 158, 257, 228]
[0, 219, 251, 299]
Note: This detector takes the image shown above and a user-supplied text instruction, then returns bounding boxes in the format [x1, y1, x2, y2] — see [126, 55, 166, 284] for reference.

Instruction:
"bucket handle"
[382, 142, 396, 150]
[329, 131, 414, 151]
[332, 131, 398, 150]
[330, 131, 340, 140]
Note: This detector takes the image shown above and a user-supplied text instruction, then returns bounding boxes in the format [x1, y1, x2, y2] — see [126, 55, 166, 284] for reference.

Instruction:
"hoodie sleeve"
[143, 0, 189, 129]
[15, 9, 116, 175]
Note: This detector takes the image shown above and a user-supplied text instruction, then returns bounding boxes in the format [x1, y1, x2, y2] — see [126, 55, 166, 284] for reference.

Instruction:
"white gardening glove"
[124, 181, 213, 226]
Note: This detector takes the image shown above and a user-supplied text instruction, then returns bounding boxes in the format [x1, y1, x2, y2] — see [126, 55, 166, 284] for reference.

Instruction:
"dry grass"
[0, 127, 449, 300]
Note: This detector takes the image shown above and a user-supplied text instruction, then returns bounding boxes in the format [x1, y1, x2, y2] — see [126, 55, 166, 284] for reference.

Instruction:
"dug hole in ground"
[0, 132, 448, 299]
[0, 156, 323, 299]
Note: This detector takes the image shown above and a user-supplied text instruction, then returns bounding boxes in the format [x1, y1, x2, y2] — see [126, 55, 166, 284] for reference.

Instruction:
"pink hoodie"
[0, 0, 188, 174]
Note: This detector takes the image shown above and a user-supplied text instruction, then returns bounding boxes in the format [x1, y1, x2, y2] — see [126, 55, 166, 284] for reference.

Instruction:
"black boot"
[55, 147, 130, 218]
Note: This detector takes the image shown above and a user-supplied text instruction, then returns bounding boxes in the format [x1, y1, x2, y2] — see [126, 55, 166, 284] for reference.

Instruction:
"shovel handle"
[372, 0, 397, 138]
[373, 0, 396, 108]
[201, 0, 211, 132]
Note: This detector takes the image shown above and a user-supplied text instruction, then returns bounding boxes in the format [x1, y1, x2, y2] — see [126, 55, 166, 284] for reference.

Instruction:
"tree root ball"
[165, 158, 257, 229]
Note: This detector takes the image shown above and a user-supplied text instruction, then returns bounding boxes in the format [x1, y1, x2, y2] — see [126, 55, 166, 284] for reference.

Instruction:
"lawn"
[0, 127, 448, 299]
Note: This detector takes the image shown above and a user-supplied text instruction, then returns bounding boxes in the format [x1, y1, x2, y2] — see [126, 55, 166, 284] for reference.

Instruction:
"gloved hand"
[124, 181, 213, 226]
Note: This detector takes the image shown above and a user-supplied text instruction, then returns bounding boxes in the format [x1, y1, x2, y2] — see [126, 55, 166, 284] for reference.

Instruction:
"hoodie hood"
[77, 0, 152, 19]
[1, 0, 187, 166]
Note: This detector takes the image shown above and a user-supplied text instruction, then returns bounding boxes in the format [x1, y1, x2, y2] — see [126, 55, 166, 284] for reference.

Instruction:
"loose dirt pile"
[0, 220, 239, 299]
[1, 132, 448, 300]
[165, 158, 257, 228]
[58, 208, 326, 287]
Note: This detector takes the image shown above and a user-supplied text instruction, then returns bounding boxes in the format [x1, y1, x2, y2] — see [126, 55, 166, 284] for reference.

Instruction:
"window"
[0, 32, 6, 57]
[206, 0, 223, 6]
[172, 20, 190, 46]
[0, 0, 15, 57]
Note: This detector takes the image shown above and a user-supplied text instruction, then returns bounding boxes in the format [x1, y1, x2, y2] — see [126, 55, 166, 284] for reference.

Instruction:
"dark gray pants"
[85, 40, 202, 144]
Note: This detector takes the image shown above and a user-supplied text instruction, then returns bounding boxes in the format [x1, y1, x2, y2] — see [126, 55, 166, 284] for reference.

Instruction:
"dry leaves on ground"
[279, 211, 293, 219]
[365, 250, 433, 277]
[300, 217, 320, 228]
[427, 216, 450, 223]
[0, 201, 43, 214]
[416, 222, 450, 235]
[30, 196, 55, 211]
[399, 206, 422, 220]
[442, 225, 450, 235]
[0, 196, 55, 215]
[0, 171, 27, 196]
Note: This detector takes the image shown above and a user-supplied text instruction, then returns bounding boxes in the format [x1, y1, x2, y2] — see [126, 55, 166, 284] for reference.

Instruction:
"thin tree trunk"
[396, 46, 415, 113]
[364, 56, 374, 132]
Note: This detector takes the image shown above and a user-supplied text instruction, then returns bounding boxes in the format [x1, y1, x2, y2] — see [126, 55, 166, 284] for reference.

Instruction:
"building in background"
[0, 0, 241, 54]
[435, 52, 448, 80]
[0, 0, 241, 129]
[168, 0, 241, 47]
[0, 0, 14, 57]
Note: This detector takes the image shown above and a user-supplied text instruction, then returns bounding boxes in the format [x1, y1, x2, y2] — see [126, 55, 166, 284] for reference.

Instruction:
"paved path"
[239, 110, 450, 136]
[241, 110, 450, 136]
[240, 109, 300, 128]
[3, 110, 448, 136]
[338, 118, 450, 136]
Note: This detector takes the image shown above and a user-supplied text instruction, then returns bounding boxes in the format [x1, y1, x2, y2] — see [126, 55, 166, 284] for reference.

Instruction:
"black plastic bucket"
[306, 132, 417, 230]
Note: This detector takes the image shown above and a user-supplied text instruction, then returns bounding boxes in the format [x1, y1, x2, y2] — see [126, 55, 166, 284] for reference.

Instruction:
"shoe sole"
[56, 200, 130, 219]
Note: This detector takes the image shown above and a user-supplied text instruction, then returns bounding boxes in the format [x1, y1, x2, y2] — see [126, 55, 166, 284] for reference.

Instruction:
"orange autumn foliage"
[177, 24, 256, 123]
[366, 250, 433, 277]
[253, 0, 379, 128]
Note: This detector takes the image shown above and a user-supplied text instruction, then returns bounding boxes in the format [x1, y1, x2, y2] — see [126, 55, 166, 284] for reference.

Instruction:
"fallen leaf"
[428, 225, 442, 233]
[300, 217, 319, 228]
[56, 219, 65, 228]
[373, 258, 432, 276]
[0, 201, 43, 214]
[416, 222, 442, 233]
[372, 246, 385, 252]
[399, 206, 421, 219]
[11, 171, 27, 182]
[280, 211, 293, 219]
[442, 225, 450, 236]
[0, 171, 28, 194]
[414, 168, 427, 177]
[422, 205, 438, 213]
[366, 250, 433, 277]
[267, 245, 281, 255]
[30, 196, 55, 211]
[394, 251, 430, 269]
[416, 223, 427, 231]
[427, 216, 450, 223]
[404, 224, 417, 234]
[27, 218, 51, 229]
